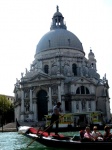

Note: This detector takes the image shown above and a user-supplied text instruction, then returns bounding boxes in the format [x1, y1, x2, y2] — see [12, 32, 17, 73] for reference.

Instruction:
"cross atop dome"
[56, 5, 59, 12]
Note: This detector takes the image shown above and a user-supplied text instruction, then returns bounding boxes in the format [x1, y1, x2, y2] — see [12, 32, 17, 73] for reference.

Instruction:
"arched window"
[76, 86, 90, 94]
[81, 86, 85, 94]
[72, 64, 77, 76]
[76, 87, 80, 94]
[44, 65, 49, 74]
[86, 88, 89, 94]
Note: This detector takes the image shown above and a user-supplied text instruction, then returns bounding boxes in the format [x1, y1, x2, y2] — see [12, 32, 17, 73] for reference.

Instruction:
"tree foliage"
[0, 95, 14, 123]
[0, 95, 11, 113]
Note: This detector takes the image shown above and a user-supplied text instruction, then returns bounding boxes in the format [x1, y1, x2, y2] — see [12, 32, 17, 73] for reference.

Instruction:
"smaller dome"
[53, 5, 63, 17]
[88, 49, 95, 59]
[53, 11, 63, 17]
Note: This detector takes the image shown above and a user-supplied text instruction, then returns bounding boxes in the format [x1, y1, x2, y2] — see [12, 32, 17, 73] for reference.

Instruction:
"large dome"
[36, 29, 83, 54]
[36, 6, 84, 54]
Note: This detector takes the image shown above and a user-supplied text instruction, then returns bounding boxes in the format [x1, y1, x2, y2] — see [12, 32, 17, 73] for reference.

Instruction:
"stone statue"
[25, 68, 28, 74]
[21, 72, 23, 78]
[51, 65, 58, 75]
[82, 100, 86, 110]
[76, 102, 79, 109]
[64, 64, 70, 75]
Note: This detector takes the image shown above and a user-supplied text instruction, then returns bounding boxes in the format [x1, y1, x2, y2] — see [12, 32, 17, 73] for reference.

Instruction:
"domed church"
[14, 6, 111, 123]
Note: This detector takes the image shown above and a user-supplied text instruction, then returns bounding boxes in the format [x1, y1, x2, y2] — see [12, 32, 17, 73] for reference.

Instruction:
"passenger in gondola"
[83, 126, 95, 141]
[91, 126, 103, 141]
[79, 127, 86, 140]
[103, 125, 112, 141]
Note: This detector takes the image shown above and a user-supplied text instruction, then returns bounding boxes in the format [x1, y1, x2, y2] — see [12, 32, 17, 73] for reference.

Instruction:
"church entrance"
[37, 90, 48, 121]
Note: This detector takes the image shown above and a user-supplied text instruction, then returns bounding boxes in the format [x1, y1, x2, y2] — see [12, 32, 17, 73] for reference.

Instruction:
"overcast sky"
[0, 0, 112, 110]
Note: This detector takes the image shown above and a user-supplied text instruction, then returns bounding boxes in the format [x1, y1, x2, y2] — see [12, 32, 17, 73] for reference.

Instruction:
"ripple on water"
[0, 132, 62, 150]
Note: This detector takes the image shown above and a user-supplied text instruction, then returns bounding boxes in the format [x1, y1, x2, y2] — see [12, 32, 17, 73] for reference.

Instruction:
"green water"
[0, 132, 76, 150]
[0, 130, 106, 150]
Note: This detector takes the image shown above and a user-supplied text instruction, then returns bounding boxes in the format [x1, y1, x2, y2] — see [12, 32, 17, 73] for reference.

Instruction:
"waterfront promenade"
[0, 121, 46, 132]
[0, 122, 17, 132]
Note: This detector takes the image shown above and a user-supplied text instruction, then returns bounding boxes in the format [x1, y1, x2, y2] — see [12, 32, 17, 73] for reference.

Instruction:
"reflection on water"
[0, 132, 43, 150]
[0, 131, 106, 150]
[0, 132, 75, 150]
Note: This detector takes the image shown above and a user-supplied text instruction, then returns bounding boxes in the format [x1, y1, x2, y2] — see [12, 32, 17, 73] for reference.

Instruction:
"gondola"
[16, 120, 112, 150]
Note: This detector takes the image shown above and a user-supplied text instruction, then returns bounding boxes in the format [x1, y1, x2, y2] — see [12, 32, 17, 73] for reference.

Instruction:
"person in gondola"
[48, 102, 62, 136]
[83, 126, 95, 141]
[103, 125, 112, 141]
[91, 126, 103, 141]
[79, 127, 86, 140]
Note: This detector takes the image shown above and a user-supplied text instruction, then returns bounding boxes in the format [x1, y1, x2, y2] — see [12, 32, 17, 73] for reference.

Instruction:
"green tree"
[5, 103, 14, 123]
[0, 95, 14, 124]
[0, 95, 11, 113]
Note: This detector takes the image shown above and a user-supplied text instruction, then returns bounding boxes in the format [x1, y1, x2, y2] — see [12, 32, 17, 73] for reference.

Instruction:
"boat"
[44, 111, 105, 130]
[16, 120, 112, 150]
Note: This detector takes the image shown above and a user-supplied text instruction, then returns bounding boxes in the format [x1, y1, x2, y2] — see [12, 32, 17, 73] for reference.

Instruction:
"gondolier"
[48, 102, 62, 135]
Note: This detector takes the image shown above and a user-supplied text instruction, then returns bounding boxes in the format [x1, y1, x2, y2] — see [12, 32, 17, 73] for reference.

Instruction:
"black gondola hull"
[25, 133, 112, 150]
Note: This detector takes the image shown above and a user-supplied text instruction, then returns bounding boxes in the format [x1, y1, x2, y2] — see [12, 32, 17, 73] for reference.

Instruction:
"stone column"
[29, 89, 33, 120]
[48, 87, 52, 110]
[61, 100, 65, 113]
[15, 105, 21, 121]
[86, 101, 89, 111]
[58, 85, 61, 102]
[91, 101, 96, 111]
[60, 81, 65, 113]
[20, 90, 24, 121]
[105, 98, 111, 121]
[73, 101, 76, 113]
[71, 101, 75, 113]
[61, 81, 64, 95]
[33, 100, 37, 121]
[79, 101, 82, 112]
[49, 60, 51, 75]
[91, 86, 95, 94]
[18, 105, 21, 121]
[30, 89, 33, 112]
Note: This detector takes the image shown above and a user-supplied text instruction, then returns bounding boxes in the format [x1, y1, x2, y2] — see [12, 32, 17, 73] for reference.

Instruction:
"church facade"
[14, 6, 111, 123]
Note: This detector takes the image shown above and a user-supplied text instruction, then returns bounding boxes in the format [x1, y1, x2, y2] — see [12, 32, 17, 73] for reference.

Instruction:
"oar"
[27, 114, 64, 148]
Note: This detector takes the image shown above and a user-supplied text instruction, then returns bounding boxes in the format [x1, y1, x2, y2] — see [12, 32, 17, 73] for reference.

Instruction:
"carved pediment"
[73, 77, 95, 85]
[29, 72, 51, 81]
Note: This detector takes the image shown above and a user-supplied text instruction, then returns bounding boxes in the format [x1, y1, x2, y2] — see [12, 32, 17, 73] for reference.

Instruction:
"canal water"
[0, 131, 76, 150]
[0, 130, 106, 150]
